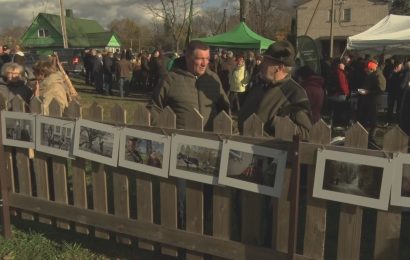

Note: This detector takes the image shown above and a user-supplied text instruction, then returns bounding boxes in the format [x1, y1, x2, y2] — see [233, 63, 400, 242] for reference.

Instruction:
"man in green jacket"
[151, 40, 230, 131]
[238, 41, 312, 140]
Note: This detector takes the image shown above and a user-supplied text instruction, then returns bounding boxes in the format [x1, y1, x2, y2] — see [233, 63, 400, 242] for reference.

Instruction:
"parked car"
[53, 48, 84, 74]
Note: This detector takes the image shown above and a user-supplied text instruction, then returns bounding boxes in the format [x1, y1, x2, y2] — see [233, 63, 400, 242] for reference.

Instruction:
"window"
[343, 8, 351, 22]
[38, 28, 49, 38]
[327, 10, 336, 22]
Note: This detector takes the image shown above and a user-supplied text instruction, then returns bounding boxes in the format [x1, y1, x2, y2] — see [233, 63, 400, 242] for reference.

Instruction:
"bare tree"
[108, 18, 142, 49]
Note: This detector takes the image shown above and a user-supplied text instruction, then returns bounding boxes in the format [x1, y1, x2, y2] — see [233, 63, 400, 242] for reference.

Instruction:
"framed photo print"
[118, 128, 171, 178]
[391, 153, 410, 207]
[73, 119, 120, 167]
[313, 149, 393, 210]
[218, 140, 287, 197]
[1, 110, 35, 149]
[169, 134, 222, 185]
[35, 115, 75, 158]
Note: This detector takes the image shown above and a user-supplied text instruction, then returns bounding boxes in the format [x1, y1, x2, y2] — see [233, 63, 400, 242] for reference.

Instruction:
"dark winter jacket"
[301, 74, 325, 123]
[363, 69, 386, 96]
[238, 74, 312, 140]
[151, 57, 230, 131]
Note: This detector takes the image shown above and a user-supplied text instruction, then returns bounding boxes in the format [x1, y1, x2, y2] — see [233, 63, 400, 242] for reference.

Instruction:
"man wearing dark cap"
[238, 40, 312, 140]
[1, 45, 11, 64]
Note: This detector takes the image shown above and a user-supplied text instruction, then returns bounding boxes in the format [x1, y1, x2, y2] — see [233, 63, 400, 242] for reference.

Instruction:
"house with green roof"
[20, 9, 121, 55]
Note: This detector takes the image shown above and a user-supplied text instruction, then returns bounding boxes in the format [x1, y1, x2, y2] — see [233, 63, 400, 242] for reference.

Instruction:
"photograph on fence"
[118, 127, 171, 178]
[73, 119, 120, 167]
[218, 140, 287, 197]
[390, 153, 410, 207]
[1, 110, 35, 149]
[313, 149, 393, 210]
[35, 115, 75, 158]
[169, 134, 222, 184]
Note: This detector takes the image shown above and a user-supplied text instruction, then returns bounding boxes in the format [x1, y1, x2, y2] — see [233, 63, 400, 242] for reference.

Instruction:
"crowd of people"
[2, 40, 410, 143]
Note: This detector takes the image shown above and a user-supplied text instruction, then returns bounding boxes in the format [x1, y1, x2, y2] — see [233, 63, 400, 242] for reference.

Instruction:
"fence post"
[30, 97, 52, 225]
[272, 116, 297, 253]
[111, 104, 132, 245]
[212, 111, 233, 260]
[48, 99, 70, 230]
[337, 122, 368, 260]
[303, 120, 331, 259]
[185, 108, 205, 260]
[158, 106, 178, 257]
[86, 102, 110, 240]
[11, 96, 34, 221]
[373, 126, 408, 259]
[132, 103, 155, 251]
[65, 99, 89, 235]
[0, 94, 11, 238]
[241, 114, 264, 245]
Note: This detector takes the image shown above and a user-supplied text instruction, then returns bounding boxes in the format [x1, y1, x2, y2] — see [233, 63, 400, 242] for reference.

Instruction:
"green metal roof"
[21, 13, 119, 48]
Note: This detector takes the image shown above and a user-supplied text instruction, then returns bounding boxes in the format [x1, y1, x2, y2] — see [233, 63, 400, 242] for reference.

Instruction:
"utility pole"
[224, 9, 227, 32]
[329, 0, 335, 58]
[59, 0, 68, 48]
[185, 0, 194, 47]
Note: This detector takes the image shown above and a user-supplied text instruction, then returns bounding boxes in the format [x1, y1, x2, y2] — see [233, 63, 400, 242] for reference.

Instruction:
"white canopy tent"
[346, 14, 410, 55]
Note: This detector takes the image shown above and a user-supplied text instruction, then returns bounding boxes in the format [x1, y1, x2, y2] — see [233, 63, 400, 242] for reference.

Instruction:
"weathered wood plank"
[132, 104, 155, 251]
[272, 116, 296, 253]
[10, 193, 305, 260]
[241, 114, 264, 246]
[303, 120, 331, 259]
[337, 123, 367, 260]
[49, 99, 70, 229]
[30, 97, 52, 224]
[111, 104, 131, 245]
[0, 93, 11, 238]
[65, 100, 89, 234]
[87, 102, 109, 239]
[185, 108, 204, 260]
[12, 95, 33, 221]
[212, 111, 233, 260]
[158, 107, 178, 257]
[373, 126, 407, 260]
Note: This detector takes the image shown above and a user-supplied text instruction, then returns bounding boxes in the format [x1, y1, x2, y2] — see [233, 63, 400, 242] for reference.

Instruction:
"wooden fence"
[0, 94, 408, 260]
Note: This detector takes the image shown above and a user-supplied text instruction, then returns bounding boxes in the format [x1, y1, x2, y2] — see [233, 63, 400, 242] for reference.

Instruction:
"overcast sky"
[0, 0, 225, 32]
[0, 0, 296, 33]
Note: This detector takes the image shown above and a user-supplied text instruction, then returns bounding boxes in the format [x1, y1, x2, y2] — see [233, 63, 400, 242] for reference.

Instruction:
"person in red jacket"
[326, 58, 351, 127]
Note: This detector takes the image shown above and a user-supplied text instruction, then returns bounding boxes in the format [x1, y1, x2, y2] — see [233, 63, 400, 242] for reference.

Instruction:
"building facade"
[296, 0, 390, 58]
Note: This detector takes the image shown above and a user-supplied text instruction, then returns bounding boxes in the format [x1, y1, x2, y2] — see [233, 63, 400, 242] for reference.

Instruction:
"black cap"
[263, 41, 295, 66]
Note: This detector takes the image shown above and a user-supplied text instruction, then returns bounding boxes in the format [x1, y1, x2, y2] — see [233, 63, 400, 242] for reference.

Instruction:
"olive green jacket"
[238, 74, 312, 140]
[150, 58, 230, 131]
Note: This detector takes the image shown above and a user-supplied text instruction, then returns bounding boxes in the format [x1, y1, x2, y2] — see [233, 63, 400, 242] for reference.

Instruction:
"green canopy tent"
[196, 22, 274, 50]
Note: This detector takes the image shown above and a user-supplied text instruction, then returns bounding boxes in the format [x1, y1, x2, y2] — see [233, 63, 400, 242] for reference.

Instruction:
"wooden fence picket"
[303, 120, 331, 259]
[212, 111, 233, 260]
[158, 106, 178, 257]
[241, 113, 264, 245]
[373, 126, 408, 259]
[66, 100, 89, 235]
[273, 116, 297, 253]
[111, 104, 132, 245]
[30, 97, 52, 225]
[48, 99, 70, 229]
[131, 104, 155, 251]
[0, 94, 11, 238]
[86, 102, 110, 240]
[12, 96, 33, 221]
[185, 108, 205, 260]
[337, 122, 368, 260]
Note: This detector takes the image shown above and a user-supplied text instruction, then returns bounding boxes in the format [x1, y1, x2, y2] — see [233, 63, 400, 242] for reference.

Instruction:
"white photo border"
[35, 115, 75, 158]
[73, 118, 120, 167]
[169, 134, 222, 185]
[218, 140, 287, 197]
[313, 149, 393, 210]
[1, 110, 35, 149]
[118, 127, 171, 178]
[391, 153, 410, 207]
